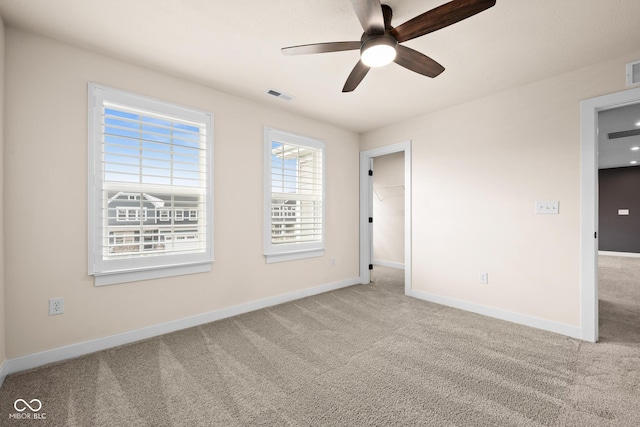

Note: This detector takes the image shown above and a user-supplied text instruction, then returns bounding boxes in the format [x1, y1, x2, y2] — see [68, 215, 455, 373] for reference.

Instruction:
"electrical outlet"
[49, 297, 64, 315]
[479, 273, 489, 284]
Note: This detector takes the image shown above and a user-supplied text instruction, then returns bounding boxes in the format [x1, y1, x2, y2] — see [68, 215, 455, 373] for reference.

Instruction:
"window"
[158, 209, 171, 221]
[115, 206, 147, 222]
[263, 127, 325, 263]
[88, 84, 213, 285]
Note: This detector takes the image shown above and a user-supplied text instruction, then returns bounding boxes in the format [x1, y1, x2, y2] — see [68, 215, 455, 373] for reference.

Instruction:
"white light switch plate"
[535, 201, 559, 214]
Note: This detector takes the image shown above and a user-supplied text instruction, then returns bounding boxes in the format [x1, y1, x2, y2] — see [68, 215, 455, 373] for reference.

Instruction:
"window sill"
[265, 249, 324, 264]
[94, 262, 212, 286]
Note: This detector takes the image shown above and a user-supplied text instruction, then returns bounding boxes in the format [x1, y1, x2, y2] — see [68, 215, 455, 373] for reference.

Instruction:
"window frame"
[263, 127, 325, 263]
[88, 83, 214, 285]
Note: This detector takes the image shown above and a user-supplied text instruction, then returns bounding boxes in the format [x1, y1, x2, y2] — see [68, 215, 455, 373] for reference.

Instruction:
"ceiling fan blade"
[394, 45, 445, 78]
[391, 0, 496, 43]
[350, 0, 385, 35]
[342, 61, 370, 92]
[282, 41, 361, 55]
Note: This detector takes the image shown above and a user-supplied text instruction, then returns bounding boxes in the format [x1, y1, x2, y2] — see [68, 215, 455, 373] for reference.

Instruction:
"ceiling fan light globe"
[361, 36, 397, 67]
[362, 45, 396, 67]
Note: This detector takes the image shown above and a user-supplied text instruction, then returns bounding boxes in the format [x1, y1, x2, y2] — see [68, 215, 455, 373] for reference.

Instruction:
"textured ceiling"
[1, 0, 640, 133]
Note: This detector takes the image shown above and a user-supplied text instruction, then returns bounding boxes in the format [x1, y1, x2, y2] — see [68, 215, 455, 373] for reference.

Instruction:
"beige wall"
[373, 152, 404, 265]
[361, 48, 640, 328]
[4, 23, 640, 363]
[4, 28, 360, 359]
[0, 16, 6, 370]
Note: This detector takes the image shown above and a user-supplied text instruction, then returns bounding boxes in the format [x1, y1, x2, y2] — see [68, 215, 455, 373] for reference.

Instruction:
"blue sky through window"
[271, 141, 299, 194]
[104, 107, 203, 187]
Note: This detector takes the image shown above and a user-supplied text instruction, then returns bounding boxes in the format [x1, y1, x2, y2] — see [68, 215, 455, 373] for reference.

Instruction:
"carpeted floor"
[1, 259, 639, 426]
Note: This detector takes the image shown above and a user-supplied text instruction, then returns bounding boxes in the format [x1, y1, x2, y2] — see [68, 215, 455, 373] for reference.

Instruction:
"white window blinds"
[264, 128, 325, 262]
[89, 84, 213, 285]
[101, 103, 207, 258]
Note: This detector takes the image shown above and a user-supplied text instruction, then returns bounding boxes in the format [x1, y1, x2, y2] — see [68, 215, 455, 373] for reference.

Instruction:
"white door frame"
[360, 141, 412, 295]
[580, 85, 640, 342]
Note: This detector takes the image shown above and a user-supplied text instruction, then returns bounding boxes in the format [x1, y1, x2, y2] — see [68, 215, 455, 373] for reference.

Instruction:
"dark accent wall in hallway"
[599, 166, 640, 253]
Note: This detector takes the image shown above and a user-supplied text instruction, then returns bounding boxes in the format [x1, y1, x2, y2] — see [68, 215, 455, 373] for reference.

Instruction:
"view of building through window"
[107, 192, 201, 255]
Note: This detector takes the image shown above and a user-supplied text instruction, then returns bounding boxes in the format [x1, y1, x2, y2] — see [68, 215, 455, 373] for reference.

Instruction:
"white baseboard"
[409, 289, 582, 340]
[599, 250, 640, 258]
[373, 259, 405, 270]
[0, 359, 8, 387]
[5, 277, 361, 377]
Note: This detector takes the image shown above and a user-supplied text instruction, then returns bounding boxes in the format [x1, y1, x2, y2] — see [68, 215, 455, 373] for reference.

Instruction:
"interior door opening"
[580, 85, 640, 342]
[360, 141, 412, 295]
[596, 102, 640, 343]
[370, 151, 405, 284]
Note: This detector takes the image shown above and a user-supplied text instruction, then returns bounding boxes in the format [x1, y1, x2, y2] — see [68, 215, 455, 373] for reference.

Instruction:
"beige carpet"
[1, 259, 639, 426]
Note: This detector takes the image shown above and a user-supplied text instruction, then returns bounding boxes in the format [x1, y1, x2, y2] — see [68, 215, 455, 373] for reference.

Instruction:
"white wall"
[373, 152, 404, 267]
[3, 28, 360, 359]
[361, 48, 640, 330]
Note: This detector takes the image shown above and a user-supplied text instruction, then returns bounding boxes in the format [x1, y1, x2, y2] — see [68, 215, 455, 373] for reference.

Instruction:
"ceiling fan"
[282, 0, 496, 92]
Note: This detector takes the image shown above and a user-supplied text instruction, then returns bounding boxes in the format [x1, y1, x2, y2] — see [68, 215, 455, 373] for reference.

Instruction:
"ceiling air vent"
[626, 60, 640, 87]
[266, 89, 294, 101]
[608, 129, 640, 140]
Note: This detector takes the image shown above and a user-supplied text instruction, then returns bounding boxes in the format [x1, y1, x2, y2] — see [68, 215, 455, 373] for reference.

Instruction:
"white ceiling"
[1, 0, 640, 133]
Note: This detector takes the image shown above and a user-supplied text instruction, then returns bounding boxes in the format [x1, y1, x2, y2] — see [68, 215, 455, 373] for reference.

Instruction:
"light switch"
[535, 201, 559, 214]
[618, 209, 630, 215]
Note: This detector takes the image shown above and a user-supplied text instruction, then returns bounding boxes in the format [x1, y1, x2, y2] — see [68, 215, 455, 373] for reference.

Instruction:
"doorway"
[359, 141, 412, 294]
[580, 85, 640, 342]
[372, 151, 405, 272]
